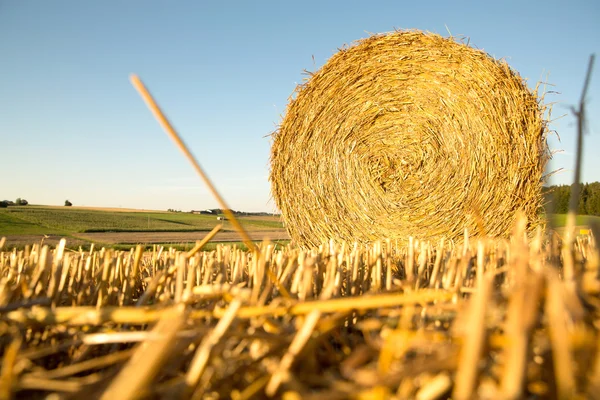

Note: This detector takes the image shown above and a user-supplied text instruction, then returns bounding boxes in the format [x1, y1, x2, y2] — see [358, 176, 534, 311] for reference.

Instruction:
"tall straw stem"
[129, 75, 256, 252]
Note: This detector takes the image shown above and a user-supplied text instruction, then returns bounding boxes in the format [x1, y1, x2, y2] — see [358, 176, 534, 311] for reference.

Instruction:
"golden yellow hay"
[1, 230, 598, 398]
[270, 30, 549, 247]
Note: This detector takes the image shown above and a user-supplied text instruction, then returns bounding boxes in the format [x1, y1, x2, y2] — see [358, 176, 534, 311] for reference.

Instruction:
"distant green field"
[0, 206, 284, 236]
[0, 212, 66, 235]
[549, 214, 600, 227]
[0, 207, 200, 233]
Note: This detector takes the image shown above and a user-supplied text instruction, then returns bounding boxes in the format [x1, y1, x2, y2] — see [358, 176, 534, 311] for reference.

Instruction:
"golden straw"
[129, 74, 256, 252]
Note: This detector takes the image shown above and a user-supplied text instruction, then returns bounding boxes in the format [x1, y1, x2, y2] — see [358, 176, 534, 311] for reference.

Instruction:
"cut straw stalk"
[500, 273, 543, 399]
[5, 290, 453, 325]
[415, 372, 452, 400]
[266, 309, 322, 396]
[130, 75, 290, 299]
[453, 274, 493, 400]
[0, 332, 21, 399]
[129, 75, 255, 252]
[545, 276, 577, 399]
[100, 305, 187, 400]
[27, 349, 135, 380]
[18, 376, 96, 394]
[184, 298, 242, 395]
[186, 224, 223, 258]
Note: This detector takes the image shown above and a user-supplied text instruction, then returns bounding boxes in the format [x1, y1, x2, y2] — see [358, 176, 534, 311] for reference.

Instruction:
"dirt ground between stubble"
[75, 230, 291, 245]
[2, 230, 291, 248]
[2, 227, 589, 249]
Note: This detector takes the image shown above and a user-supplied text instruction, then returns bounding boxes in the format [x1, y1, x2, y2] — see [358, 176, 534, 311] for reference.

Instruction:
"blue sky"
[1, 1, 598, 212]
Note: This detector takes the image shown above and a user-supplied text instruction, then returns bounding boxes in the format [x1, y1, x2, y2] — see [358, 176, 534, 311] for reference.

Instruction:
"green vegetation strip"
[0, 207, 283, 236]
[0, 212, 65, 235]
[549, 213, 600, 227]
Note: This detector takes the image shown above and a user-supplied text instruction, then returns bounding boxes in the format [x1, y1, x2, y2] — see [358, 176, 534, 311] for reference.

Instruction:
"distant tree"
[553, 185, 570, 214]
[0, 200, 8, 208]
[15, 198, 28, 206]
[543, 182, 600, 215]
[586, 182, 600, 216]
[543, 185, 568, 214]
[578, 183, 590, 214]
[65, 200, 73, 207]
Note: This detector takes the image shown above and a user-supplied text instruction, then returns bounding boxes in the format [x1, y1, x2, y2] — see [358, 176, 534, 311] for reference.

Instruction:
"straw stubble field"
[0, 220, 599, 399]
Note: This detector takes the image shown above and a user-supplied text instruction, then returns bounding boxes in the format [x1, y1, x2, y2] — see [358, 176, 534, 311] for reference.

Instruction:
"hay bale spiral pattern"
[270, 31, 548, 247]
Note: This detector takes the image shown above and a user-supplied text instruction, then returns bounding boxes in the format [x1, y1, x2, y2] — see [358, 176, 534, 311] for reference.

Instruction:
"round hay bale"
[270, 30, 549, 248]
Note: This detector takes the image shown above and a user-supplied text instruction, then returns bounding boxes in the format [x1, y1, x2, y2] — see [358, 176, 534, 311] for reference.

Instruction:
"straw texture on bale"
[270, 30, 549, 248]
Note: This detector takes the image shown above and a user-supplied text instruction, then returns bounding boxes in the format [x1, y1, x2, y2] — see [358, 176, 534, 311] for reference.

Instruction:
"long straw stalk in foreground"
[129, 75, 255, 252]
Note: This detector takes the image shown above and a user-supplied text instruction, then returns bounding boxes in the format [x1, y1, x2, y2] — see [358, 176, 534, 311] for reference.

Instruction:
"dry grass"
[270, 30, 550, 248]
[1, 221, 599, 399]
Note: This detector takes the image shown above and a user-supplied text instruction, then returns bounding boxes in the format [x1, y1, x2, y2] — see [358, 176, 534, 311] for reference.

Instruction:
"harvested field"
[0, 219, 599, 399]
[0, 27, 594, 400]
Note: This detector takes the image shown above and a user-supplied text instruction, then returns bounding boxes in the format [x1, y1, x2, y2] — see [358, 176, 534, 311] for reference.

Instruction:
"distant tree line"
[543, 182, 600, 216]
[0, 198, 29, 208]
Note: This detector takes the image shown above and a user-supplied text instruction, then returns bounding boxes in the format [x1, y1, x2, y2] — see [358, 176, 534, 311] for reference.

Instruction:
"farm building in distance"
[190, 210, 216, 215]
